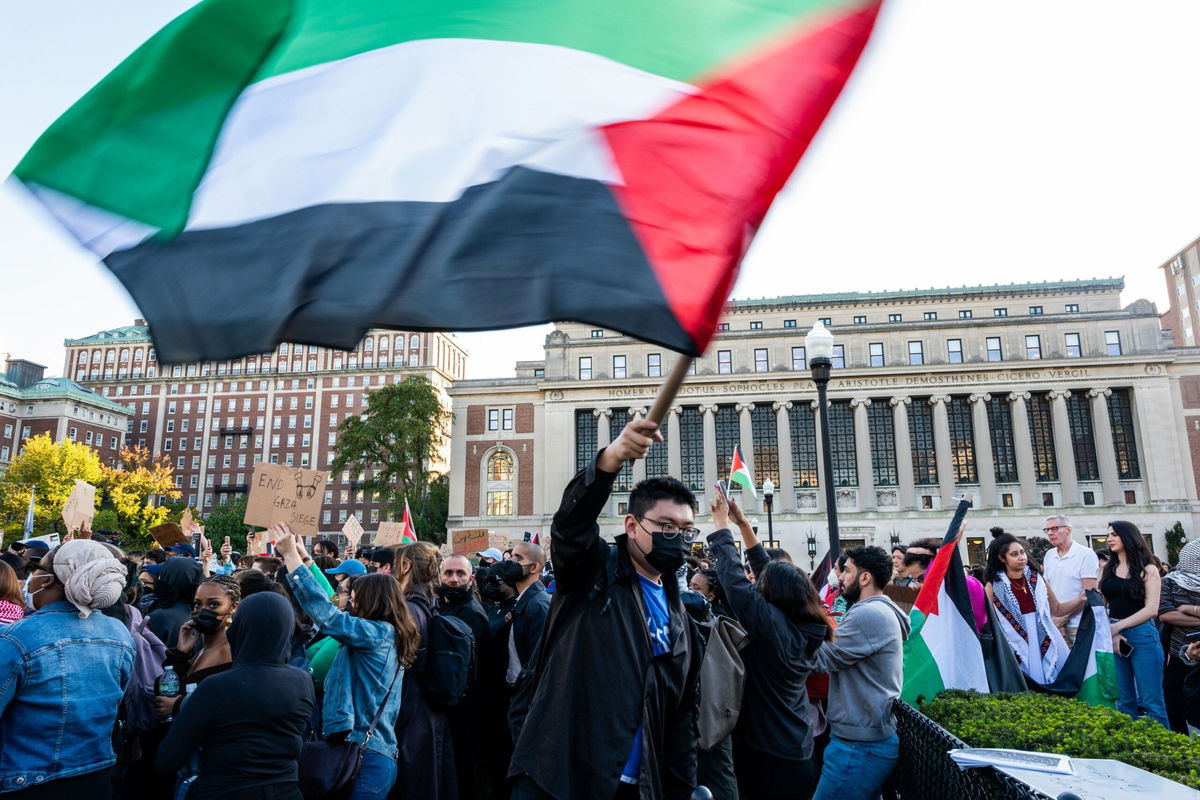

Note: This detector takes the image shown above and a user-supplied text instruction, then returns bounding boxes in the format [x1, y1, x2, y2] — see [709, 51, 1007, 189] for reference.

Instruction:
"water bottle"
[158, 665, 180, 723]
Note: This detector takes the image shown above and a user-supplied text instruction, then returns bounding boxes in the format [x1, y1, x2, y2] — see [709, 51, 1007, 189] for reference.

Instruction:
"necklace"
[1010, 575, 1031, 597]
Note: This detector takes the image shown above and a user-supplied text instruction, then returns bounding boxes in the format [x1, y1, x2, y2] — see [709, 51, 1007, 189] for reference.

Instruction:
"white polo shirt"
[1043, 540, 1099, 628]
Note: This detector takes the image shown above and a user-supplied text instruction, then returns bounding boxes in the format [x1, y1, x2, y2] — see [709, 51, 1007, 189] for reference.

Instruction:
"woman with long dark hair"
[1101, 520, 1168, 727]
[273, 524, 421, 800]
[709, 490, 832, 800]
[984, 530, 1082, 684]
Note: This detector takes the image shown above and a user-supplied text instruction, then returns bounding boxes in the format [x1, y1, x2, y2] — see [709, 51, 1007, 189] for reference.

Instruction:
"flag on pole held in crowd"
[900, 499, 990, 705]
[13, 0, 882, 364]
[399, 499, 418, 546]
[728, 445, 757, 498]
[23, 490, 35, 537]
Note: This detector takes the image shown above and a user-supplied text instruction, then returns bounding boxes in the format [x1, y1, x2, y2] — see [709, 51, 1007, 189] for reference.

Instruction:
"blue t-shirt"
[622, 574, 672, 783]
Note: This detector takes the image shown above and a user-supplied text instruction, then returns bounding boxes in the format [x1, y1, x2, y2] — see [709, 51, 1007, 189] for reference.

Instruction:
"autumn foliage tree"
[0, 434, 102, 543]
[98, 445, 180, 539]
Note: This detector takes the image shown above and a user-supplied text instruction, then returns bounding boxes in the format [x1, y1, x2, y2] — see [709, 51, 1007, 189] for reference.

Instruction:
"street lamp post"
[762, 478, 776, 548]
[806, 532, 818, 569]
[806, 320, 840, 558]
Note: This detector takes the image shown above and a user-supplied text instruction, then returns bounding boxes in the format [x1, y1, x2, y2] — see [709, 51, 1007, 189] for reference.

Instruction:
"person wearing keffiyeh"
[1158, 538, 1200, 732]
[984, 530, 1083, 684]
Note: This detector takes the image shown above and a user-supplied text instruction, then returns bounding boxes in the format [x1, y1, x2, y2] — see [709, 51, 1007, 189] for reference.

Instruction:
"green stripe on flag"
[900, 609, 945, 706]
[1076, 652, 1118, 709]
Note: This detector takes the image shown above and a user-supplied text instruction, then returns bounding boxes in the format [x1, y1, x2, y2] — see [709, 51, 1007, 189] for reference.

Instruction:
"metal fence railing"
[888, 700, 1054, 800]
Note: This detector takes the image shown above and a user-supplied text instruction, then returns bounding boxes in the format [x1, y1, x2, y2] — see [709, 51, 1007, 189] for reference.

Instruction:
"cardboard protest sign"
[150, 522, 188, 547]
[60, 480, 96, 533]
[374, 521, 406, 548]
[180, 508, 198, 534]
[451, 529, 513, 556]
[342, 515, 365, 549]
[244, 462, 327, 536]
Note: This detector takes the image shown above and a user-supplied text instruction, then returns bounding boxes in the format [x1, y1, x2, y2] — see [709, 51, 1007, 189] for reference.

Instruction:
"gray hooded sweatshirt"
[811, 593, 911, 742]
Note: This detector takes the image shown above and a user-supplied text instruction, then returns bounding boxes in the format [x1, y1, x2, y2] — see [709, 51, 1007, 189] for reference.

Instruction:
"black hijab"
[227, 592, 295, 666]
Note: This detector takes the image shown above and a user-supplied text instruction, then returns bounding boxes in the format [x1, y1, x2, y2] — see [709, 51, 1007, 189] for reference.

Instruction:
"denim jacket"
[0, 601, 134, 792]
[288, 566, 404, 759]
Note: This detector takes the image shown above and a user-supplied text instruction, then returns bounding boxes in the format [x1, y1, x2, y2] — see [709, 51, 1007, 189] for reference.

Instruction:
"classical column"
[737, 403, 755, 495]
[891, 397, 915, 510]
[775, 401, 795, 512]
[811, 400, 827, 513]
[929, 395, 956, 507]
[1048, 390, 1079, 505]
[666, 406, 682, 480]
[630, 407, 648, 485]
[1088, 389, 1121, 504]
[701, 405, 718, 495]
[969, 393, 997, 508]
[851, 398, 875, 511]
[595, 408, 612, 449]
[1008, 392, 1039, 507]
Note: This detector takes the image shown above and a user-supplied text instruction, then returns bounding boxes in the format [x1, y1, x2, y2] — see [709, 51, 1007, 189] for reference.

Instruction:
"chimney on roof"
[134, 318, 147, 326]
[5, 357, 46, 389]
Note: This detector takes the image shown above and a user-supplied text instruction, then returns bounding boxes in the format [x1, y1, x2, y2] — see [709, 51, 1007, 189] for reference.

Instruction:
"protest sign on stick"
[245, 462, 327, 537]
[180, 508, 197, 534]
[374, 521, 406, 548]
[61, 480, 96, 533]
[342, 515, 364, 550]
[150, 522, 187, 548]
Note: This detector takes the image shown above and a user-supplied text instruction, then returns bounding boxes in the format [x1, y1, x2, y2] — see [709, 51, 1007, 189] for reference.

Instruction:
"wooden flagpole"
[647, 355, 694, 426]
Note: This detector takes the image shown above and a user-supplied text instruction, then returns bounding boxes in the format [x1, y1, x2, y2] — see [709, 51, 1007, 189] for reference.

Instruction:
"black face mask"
[498, 560, 527, 587]
[191, 608, 227, 636]
[137, 592, 156, 612]
[436, 583, 473, 604]
[644, 532, 686, 575]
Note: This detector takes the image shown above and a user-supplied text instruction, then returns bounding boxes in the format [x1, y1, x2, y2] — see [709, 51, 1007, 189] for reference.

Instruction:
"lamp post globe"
[762, 478, 776, 548]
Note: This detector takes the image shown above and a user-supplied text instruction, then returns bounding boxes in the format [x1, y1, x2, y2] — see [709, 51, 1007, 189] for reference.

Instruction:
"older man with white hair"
[1041, 514, 1099, 647]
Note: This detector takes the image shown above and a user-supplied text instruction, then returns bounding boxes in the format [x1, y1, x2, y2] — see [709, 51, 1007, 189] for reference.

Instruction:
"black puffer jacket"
[509, 455, 701, 800]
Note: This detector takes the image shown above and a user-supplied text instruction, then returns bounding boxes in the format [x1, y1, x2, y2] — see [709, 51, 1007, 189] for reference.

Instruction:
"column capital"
[773, 400, 794, 411]
[889, 396, 911, 408]
[668, 405, 683, 417]
[1048, 389, 1072, 401]
[629, 406, 647, 418]
[593, 408, 612, 418]
[1087, 388, 1113, 400]
[968, 392, 992, 404]
[810, 399, 822, 411]
[735, 402, 754, 413]
[850, 397, 873, 409]
[1007, 391, 1031, 404]
[928, 394, 951, 406]
[700, 404, 718, 415]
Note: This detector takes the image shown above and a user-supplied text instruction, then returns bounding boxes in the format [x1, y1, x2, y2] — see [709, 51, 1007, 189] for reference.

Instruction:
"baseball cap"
[18, 540, 51, 555]
[477, 548, 503, 562]
[141, 563, 164, 579]
[325, 559, 367, 576]
[168, 542, 198, 558]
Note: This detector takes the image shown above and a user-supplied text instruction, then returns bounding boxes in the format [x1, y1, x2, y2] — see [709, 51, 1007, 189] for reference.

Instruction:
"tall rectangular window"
[791, 346, 807, 370]
[1107, 388, 1141, 479]
[947, 339, 963, 364]
[1064, 333, 1081, 358]
[578, 357, 592, 379]
[789, 405, 818, 488]
[714, 406, 740, 483]
[908, 341, 924, 366]
[909, 400, 938, 485]
[831, 345, 845, 369]
[1066, 393, 1099, 481]
[609, 409, 633, 491]
[488, 409, 499, 431]
[486, 491, 513, 516]
[986, 397, 1018, 483]
[647, 353, 662, 377]
[645, 414, 668, 478]
[612, 355, 627, 379]
[828, 401, 857, 487]
[1104, 330, 1122, 355]
[1025, 335, 1042, 360]
[754, 349, 769, 373]
[869, 343, 885, 367]
[986, 337, 1003, 361]
[1027, 392, 1058, 481]
[575, 409, 597, 472]
[947, 396, 977, 484]
[751, 405, 779, 487]
[502, 408, 514, 430]
[717, 350, 733, 374]
[868, 402, 897, 486]
[679, 407, 705, 490]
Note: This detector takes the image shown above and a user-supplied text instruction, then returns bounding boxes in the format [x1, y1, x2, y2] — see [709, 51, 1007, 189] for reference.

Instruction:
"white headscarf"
[1167, 538, 1200, 594]
[49, 540, 127, 618]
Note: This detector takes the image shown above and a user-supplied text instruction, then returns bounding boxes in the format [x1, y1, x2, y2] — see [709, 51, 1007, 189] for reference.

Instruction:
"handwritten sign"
[180, 508, 198, 535]
[451, 529, 512, 556]
[150, 522, 188, 548]
[342, 515, 365, 549]
[374, 521, 407, 548]
[61, 480, 96, 533]
[245, 462, 327, 536]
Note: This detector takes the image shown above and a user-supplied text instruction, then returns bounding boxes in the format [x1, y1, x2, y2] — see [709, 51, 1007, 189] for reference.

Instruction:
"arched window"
[378, 335, 389, 350]
[105, 350, 115, 363]
[134, 349, 144, 361]
[488, 451, 514, 481]
[119, 349, 129, 362]
[410, 334, 420, 349]
[364, 336, 373, 351]
[91, 351, 101, 363]
[77, 351, 87, 363]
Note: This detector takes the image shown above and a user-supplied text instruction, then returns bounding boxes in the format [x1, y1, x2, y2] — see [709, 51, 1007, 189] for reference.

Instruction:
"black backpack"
[420, 605, 476, 709]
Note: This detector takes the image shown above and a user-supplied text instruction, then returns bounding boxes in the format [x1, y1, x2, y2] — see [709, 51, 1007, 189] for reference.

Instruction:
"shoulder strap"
[363, 663, 403, 743]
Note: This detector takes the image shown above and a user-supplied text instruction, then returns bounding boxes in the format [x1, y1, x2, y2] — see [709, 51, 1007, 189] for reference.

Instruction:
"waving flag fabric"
[14, 0, 882, 363]
[728, 445, 758, 498]
[400, 499, 418, 546]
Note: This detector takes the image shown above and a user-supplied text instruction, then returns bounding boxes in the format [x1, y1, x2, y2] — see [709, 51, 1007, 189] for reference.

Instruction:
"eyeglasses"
[1042, 525, 1068, 533]
[636, 517, 701, 543]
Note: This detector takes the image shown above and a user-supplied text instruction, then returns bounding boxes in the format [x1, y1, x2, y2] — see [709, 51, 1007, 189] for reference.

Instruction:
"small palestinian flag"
[13, 0, 882, 363]
[729, 446, 757, 498]
[399, 499, 418, 546]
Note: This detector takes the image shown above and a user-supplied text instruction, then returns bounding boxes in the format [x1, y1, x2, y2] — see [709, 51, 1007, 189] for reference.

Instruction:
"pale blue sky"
[4, 1, 1199, 378]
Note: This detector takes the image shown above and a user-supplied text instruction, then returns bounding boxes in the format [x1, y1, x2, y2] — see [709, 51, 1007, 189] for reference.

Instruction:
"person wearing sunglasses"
[509, 418, 703, 800]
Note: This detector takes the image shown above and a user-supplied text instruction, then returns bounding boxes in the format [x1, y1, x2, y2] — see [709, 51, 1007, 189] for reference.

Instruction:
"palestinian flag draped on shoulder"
[14, 0, 883, 363]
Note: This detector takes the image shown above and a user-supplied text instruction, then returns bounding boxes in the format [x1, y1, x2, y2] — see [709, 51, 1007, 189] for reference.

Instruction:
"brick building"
[63, 323, 465, 533]
[0, 356, 131, 471]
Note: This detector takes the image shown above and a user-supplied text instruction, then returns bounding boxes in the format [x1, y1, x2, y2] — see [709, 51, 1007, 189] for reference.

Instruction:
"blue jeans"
[812, 733, 898, 800]
[1113, 619, 1169, 728]
[348, 752, 396, 800]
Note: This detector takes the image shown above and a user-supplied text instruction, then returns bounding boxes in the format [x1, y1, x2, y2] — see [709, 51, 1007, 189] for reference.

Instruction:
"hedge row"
[922, 690, 1200, 790]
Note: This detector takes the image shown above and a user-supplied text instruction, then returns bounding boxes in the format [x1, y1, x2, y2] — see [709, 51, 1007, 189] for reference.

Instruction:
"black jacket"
[156, 592, 315, 799]
[708, 531, 827, 758]
[509, 455, 701, 800]
[510, 579, 551, 675]
[440, 592, 489, 643]
[147, 557, 203, 649]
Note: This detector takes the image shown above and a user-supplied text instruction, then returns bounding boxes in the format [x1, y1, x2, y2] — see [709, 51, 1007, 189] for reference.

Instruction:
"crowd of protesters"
[1, 417, 1199, 799]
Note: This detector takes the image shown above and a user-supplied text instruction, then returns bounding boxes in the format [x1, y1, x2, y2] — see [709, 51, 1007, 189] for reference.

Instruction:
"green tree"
[331, 378, 451, 543]
[97, 445, 180, 543]
[1026, 536, 1053, 565]
[1166, 521, 1188, 566]
[200, 494, 254, 555]
[0, 433, 102, 545]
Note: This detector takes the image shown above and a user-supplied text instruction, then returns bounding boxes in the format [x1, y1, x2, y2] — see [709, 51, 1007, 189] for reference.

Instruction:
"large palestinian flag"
[14, 0, 882, 363]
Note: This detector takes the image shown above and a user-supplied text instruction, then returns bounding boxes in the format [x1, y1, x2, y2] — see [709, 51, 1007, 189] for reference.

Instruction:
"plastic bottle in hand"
[158, 665, 180, 723]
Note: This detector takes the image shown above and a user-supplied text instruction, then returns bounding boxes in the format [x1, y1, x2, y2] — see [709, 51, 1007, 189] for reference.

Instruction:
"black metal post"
[811, 357, 840, 557]
[764, 494, 775, 548]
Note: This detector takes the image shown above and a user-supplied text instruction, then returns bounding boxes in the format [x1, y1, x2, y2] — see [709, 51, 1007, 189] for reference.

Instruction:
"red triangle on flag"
[400, 498, 417, 544]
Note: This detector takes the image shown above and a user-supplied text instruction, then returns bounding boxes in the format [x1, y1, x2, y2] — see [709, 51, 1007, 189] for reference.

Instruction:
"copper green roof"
[17, 377, 133, 415]
[64, 324, 151, 346]
[730, 278, 1124, 310]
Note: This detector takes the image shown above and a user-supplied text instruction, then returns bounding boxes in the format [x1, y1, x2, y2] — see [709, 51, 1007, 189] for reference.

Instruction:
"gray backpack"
[697, 615, 748, 751]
